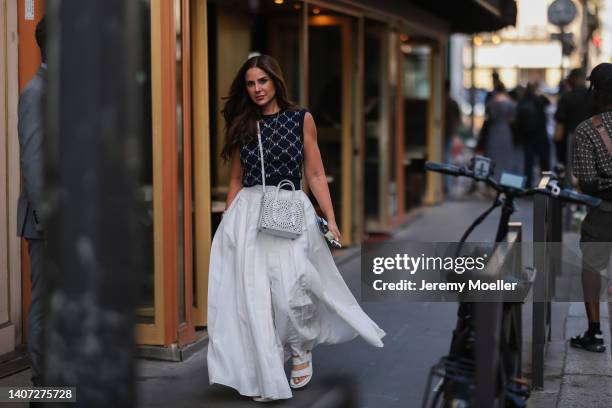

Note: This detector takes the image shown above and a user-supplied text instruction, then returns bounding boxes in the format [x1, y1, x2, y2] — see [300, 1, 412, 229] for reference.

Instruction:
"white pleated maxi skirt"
[207, 185, 386, 400]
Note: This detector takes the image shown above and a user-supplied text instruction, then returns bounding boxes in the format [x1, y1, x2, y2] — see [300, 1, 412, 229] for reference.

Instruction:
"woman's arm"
[225, 148, 243, 210]
[303, 112, 341, 241]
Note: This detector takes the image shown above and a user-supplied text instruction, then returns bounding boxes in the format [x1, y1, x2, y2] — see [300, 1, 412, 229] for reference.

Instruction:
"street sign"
[550, 31, 576, 56]
[561, 40, 576, 56]
[550, 32, 574, 42]
[548, 0, 578, 27]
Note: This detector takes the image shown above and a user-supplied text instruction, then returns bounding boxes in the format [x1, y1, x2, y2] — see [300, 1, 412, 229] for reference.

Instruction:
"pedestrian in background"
[17, 16, 47, 388]
[555, 68, 589, 168]
[444, 80, 462, 193]
[544, 87, 558, 169]
[484, 70, 506, 106]
[571, 62, 612, 353]
[477, 87, 517, 183]
[444, 79, 462, 160]
[515, 82, 551, 187]
[206, 55, 385, 402]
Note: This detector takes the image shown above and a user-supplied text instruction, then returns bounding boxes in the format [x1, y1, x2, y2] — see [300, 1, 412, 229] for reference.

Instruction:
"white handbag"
[256, 121, 305, 239]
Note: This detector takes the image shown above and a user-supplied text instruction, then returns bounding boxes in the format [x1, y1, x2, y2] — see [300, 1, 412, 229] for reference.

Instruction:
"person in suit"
[17, 16, 46, 387]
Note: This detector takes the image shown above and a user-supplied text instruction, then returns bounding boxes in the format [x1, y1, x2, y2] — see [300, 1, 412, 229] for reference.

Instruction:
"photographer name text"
[372, 279, 518, 292]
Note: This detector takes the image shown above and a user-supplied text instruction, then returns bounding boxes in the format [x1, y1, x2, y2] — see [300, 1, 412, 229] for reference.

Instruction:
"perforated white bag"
[256, 121, 304, 239]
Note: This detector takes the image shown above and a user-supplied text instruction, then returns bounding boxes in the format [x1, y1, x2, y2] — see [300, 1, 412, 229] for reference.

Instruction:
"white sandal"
[290, 351, 313, 389]
[252, 396, 274, 402]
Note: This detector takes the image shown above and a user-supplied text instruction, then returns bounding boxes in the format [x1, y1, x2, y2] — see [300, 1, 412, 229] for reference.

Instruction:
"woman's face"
[245, 67, 277, 108]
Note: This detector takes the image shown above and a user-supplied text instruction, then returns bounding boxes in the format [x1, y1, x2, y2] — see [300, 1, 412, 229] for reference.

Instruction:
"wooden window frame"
[190, 0, 210, 327]
[1, 0, 21, 354]
[137, 0, 200, 347]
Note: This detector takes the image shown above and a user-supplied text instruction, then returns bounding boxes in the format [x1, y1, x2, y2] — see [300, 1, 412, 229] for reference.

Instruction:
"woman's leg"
[268, 256, 317, 386]
[270, 294, 312, 386]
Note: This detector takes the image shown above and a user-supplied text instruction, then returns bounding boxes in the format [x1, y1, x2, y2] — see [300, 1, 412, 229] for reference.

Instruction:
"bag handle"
[257, 121, 266, 193]
[591, 115, 612, 156]
[274, 180, 298, 226]
[274, 179, 296, 201]
[273, 180, 298, 225]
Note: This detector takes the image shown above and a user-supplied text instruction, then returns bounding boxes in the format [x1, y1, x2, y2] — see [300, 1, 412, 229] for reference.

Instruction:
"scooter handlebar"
[424, 161, 466, 177]
[425, 161, 601, 207]
[557, 188, 602, 207]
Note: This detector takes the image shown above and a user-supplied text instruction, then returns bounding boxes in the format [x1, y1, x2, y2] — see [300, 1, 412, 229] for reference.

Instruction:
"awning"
[343, 0, 517, 35]
[408, 0, 517, 33]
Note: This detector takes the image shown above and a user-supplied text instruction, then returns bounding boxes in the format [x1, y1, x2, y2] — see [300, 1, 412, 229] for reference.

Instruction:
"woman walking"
[207, 55, 385, 402]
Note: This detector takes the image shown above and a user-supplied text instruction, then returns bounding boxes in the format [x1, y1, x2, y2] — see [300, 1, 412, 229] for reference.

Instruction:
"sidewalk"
[527, 302, 612, 408]
[525, 230, 612, 407]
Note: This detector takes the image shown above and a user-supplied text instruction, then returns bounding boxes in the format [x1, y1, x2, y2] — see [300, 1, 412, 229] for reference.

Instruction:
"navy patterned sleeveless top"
[240, 109, 308, 190]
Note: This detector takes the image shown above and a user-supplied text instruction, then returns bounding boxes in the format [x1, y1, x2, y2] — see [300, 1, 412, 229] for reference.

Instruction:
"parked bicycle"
[422, 156, 600, 408]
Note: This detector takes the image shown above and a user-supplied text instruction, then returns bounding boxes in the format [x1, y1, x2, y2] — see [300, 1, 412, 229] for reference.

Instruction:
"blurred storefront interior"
[0, 0, 516, 359]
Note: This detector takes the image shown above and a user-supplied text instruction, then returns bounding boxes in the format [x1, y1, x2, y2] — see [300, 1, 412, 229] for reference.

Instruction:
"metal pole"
[475, 302, 502, 407]
[44, 1, 143, 407]
[470, 35, 476, 136]
[559, 26, 565, 81]
[532, 192, 548, 389]
[582, 0, 589, 72]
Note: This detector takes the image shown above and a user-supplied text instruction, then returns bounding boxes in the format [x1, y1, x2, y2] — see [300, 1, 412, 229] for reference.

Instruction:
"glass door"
[402, 42, 432, 210]
[136, 0, 197, 347]
[363, 21, 391, 233]
[308, 10, 355, 245]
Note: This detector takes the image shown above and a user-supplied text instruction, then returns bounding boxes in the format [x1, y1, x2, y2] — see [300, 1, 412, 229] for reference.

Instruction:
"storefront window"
[309, 21, 343, 212]
[389, 32, 399, 217]
[308, 8, 357, 242]
[403, 45, 431, 99]
[403, 43, 431, 209]
[364, 20, 385, 228]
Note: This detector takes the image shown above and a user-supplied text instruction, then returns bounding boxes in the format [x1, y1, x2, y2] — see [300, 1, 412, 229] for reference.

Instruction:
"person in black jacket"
[571, 63, 612, 353]
[515, 82, 551, 187]
[555, 69, 589, 166]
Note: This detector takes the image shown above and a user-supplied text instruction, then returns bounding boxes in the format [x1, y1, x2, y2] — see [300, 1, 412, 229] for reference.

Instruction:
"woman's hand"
[327, 219, 342, 242]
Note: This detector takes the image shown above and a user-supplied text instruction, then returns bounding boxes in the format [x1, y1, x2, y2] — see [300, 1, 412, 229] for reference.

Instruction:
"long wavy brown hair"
[220, 54, 299, 160]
